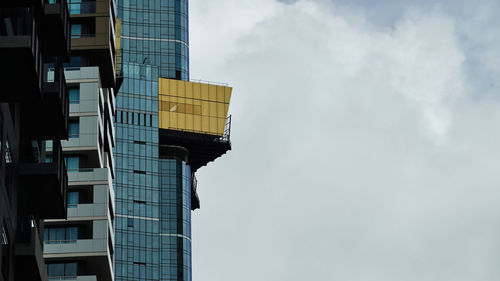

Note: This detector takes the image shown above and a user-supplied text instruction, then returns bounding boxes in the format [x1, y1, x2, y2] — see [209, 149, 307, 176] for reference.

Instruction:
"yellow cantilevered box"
[158, 78, 232, 136]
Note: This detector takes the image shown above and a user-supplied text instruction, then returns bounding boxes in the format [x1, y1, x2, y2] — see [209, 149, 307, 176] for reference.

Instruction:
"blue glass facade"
[117, 0, 189, 80]
[115, 63, 163, 280]
[159, 159, 191, 280]
[115, 0, 192, 280]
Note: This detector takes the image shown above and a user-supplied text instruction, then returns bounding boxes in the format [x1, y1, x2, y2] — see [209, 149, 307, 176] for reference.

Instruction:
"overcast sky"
[188, 0, 500, 280]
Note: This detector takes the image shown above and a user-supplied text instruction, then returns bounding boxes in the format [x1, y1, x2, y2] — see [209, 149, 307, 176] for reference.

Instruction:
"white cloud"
[189, 0, 500, 280]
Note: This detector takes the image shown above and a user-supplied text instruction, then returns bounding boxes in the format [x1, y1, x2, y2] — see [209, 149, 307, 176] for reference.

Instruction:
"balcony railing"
[49, 276, 77, 280]
[45, 239, 77, 244]
[218, 115, 231, 143]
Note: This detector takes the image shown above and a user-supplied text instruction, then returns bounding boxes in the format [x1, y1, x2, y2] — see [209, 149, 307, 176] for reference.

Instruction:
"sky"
[188, 0, 500, 280]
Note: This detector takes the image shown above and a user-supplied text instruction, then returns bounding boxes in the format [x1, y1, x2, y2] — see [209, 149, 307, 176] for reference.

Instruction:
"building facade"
[0, 0, 71, 280]
[115, 0, 232, 280]
[42, 0, 119, 280]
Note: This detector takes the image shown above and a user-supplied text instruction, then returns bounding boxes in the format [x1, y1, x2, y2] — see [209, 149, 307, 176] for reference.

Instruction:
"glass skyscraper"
[115, 1, 232, 280]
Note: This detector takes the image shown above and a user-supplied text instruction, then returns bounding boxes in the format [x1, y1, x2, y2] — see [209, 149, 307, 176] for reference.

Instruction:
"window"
[45, 63, 55, 82]
[67, 191, 79, 208]
[64, 156, 79, 172]
[69, 119, 79, 138]
[70, 24, 82, 38]
[70, 20, 95, 38]
[127, 218, 134, 227]
[44, 227, 78, 244]
[68, 88, 80, 104]
[47, 262, 77, 280]
[68, 0, 96, 15]
[64, 56, 82, 69]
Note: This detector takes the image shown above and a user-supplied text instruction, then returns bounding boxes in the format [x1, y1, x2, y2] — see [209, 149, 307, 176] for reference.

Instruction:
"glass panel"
[68, 0, 96, 15]
[71, 24, 81, 38]
[64, 56, 82, 69]
[45, 63, 55, 82]
[64, 156, 80, 171]
[68, 88, 80, 104]
[66, 227, 78, 242]
[55, 228, 65, 241]
[48, 263, 64, 277]
[65, 262, 77, 276]
[68, 120, 79, 138]
[67, 191, 79, 208]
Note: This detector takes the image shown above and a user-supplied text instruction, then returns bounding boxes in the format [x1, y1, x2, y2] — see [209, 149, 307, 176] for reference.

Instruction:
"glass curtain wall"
[115, 0, 191, 280]
[159, 158, 191, 281]
[117, 0, 189, 80]
[114, 63, 162, 280]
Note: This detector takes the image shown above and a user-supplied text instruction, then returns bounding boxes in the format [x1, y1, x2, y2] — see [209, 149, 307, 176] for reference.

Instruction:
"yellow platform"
[159, 78, 232, 136]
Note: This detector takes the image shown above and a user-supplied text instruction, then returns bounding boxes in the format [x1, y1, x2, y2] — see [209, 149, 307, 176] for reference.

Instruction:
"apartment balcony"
[44, 238, 107, 255]
[68, 1, 97, 15]
[19, 139, 68, 219]
[22, 61, 70, 139]
[67, 167, 111, 185]
[71, 32, 116, 88]
[44, 218, 113, 281]
[63, 130, 102, 167]
[44, 238, 113, 281]
[0, 7, 43, 102]
[42, 0, 71, 59]
[70, 0, 116, 88]
[15, 221, 47, 281]
[67, 202, 107, 219]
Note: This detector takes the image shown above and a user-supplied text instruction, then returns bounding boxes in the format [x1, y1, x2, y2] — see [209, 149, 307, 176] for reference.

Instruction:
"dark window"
[47, 262, 77, 279]
[69, 119, 79, 138]
[70, 24, 82, 37]
[68, 88, 80, 104]
[67, 191, 79, 208]
[127, 218, 134, 227]
[68, 0, 97, 15]
[44, 227, 78, 244]
[64, 156, 80, 171]
[64, 56, 82, 68]
[70, 20, 95, 38]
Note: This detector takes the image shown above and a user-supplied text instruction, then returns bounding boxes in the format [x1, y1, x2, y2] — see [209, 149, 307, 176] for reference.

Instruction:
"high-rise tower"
[42, 0, 119, 280]
[0, 0, 71, 280]
[115, 0, 232, 280]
